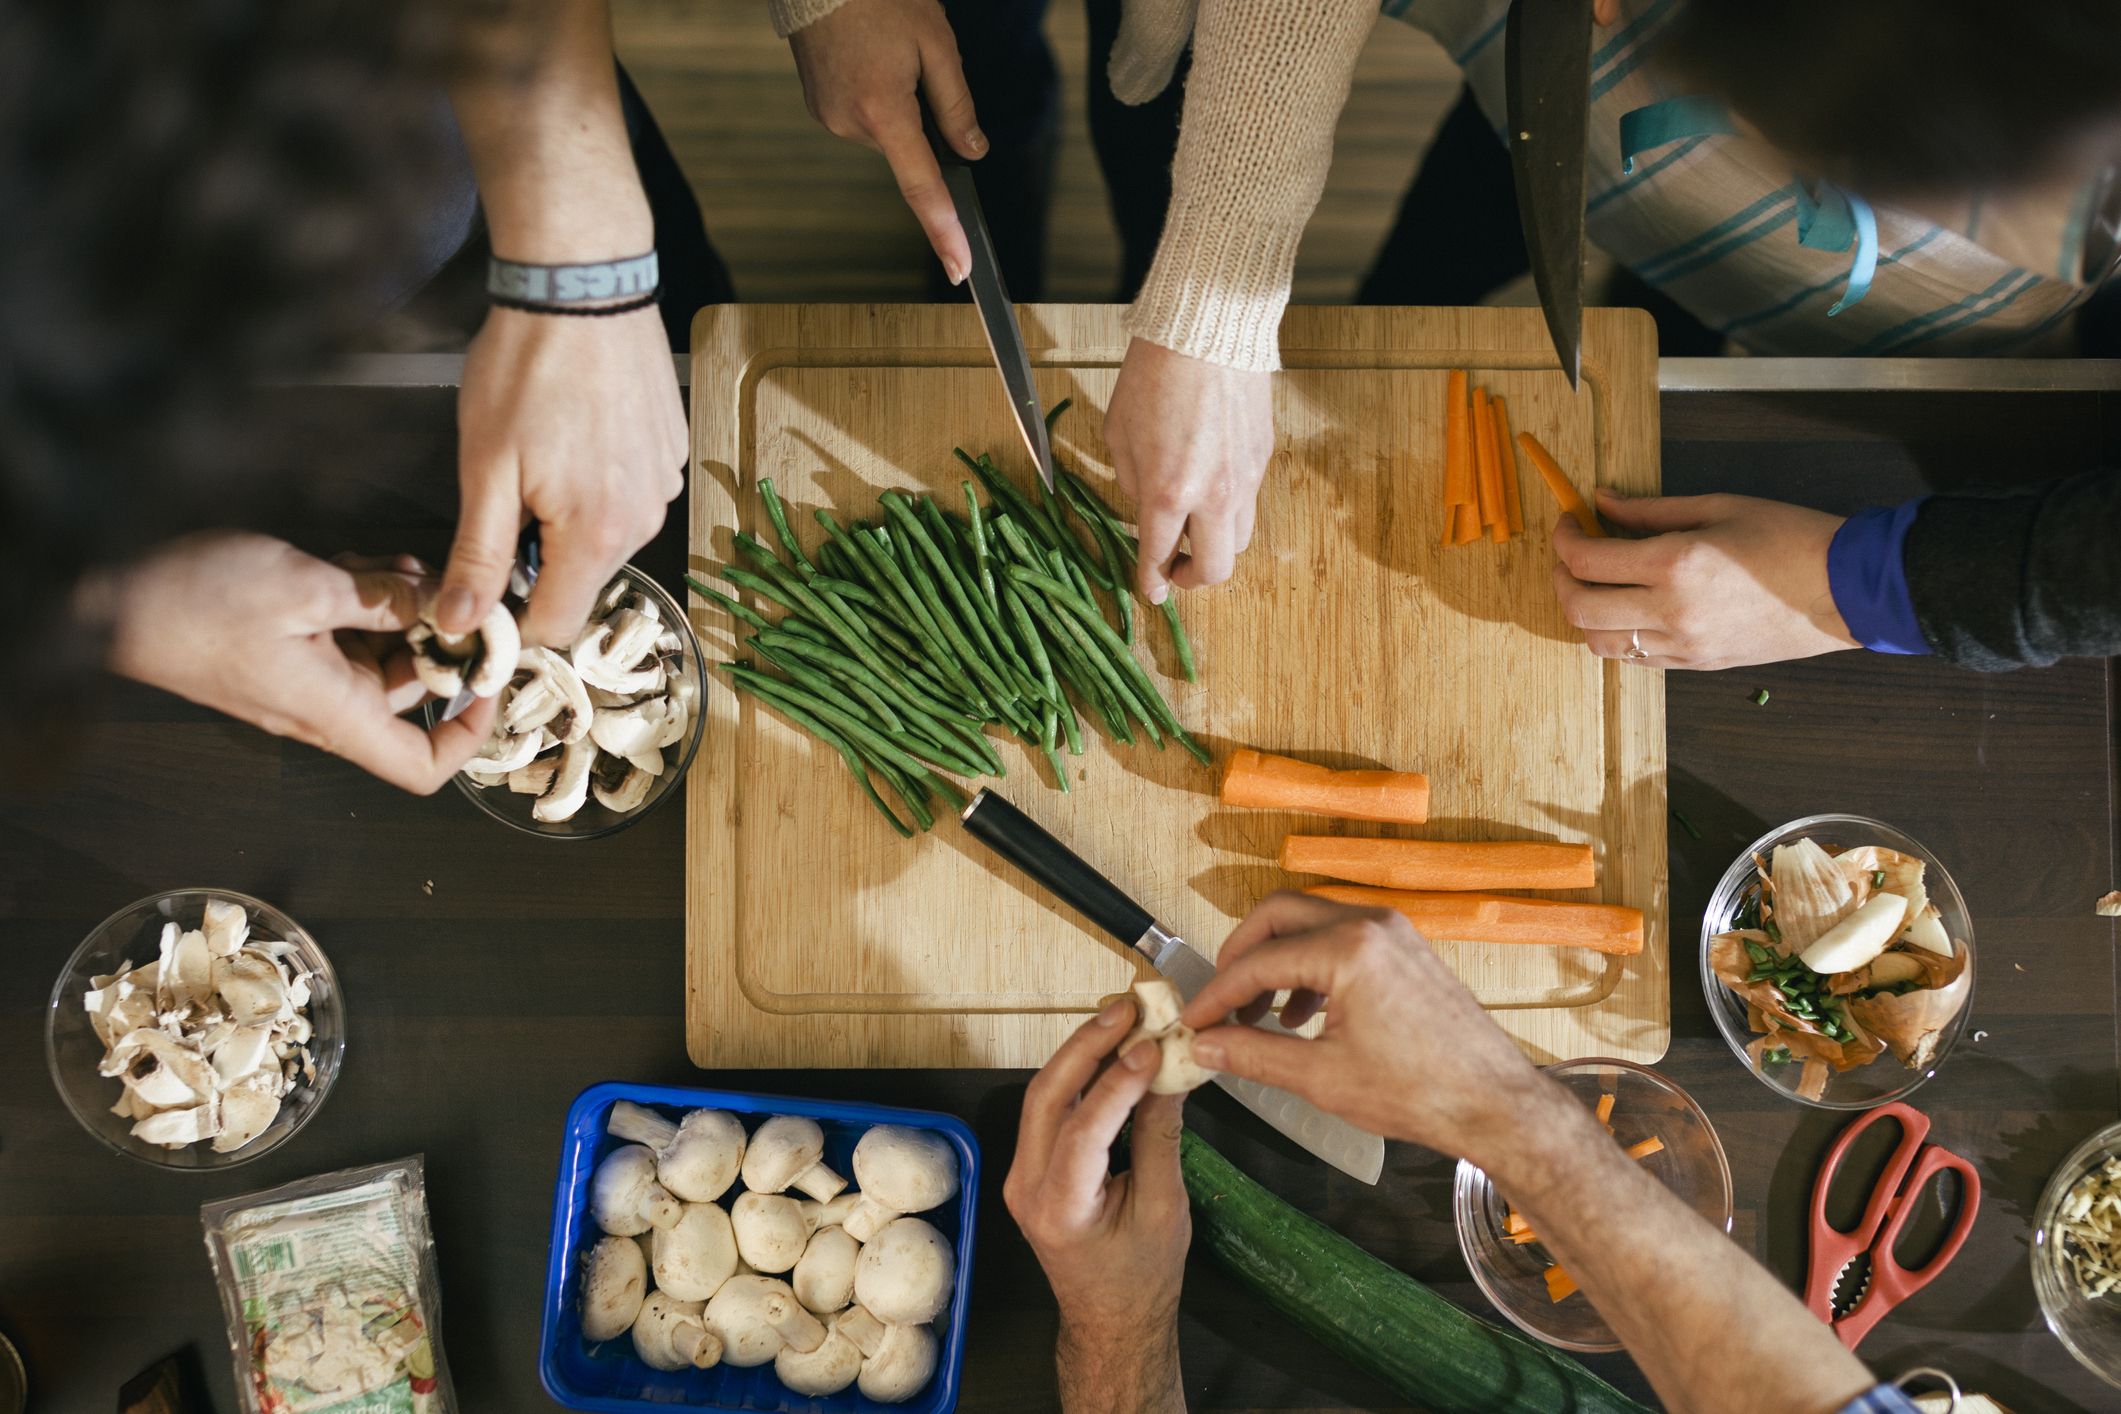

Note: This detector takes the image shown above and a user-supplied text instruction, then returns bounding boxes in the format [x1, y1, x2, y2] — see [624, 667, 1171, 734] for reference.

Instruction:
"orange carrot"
[1518, 431, 1604, 537]
[1472, 387, 1503, 531]
[1509, 1229, 1542, 1245]
[1545, 1265, 1579, 1302]
[1281, 836, 1595, 891]
[1492, 394, 1525, 536]
[1627, 1136, 1666, 1161]
[1219, 748, 1430, 824]
[1444, 370, 1473, 506]
[1594, 1092, 1616, 1128]
[1451, 501, 1483, 544]
[1307, 886, 1646, 956]
[1504, 1208, 1530, 1234]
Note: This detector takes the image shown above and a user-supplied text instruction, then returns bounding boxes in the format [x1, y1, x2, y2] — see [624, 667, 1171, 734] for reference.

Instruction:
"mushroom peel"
[857, 1320, 939, 1404]
[1123, 978, 1216, 1096]
[844, 1125, 960, 1242]
[580, 1234, 648, 1344]
[652, 1202, 740, 1301]
[732, 1191, 812, 1275]
[792, 1225, 860, 1313]
[774, 1326, 863, 1397]
[853, 1216, 956, 1325]
[742, 1115, 849, 1203]
[589, 1145, 683, 1237]
[703, 1274, 826, 1367]
[631, 1290, 723, 1372]
[407, 587, 520, 699]
[606, 1102, 746, 1204]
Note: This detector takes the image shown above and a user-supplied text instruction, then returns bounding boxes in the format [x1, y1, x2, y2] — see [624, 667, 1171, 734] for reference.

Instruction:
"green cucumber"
[1180, 1132, 1649, 1414]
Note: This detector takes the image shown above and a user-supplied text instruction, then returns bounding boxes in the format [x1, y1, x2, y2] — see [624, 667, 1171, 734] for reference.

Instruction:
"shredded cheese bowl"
[2035, 1120, 2121, 1388]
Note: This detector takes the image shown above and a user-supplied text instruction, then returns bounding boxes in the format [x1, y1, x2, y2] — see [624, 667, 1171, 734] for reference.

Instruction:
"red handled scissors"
[1803, 1101, 1981, 1349]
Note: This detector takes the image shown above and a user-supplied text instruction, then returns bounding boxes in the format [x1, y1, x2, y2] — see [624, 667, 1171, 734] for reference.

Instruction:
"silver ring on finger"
[1625, 630, 1650, 662]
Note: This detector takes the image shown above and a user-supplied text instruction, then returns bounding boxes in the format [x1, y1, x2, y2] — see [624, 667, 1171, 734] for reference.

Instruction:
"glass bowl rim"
[2031, 1117, 2121, 1389]
[45, 886, 343, 1170]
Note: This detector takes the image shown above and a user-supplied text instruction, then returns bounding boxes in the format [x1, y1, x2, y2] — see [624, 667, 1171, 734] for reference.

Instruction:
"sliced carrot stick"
[1306, 886, 1646, 956]
[1281, 837, 1595, 891]
[1626, 1136, 1666, 1161]
[1220, 748, 1430, 824]
[1504, 1208, 1530, 1234]
[1545, 1265, 1579, 1302]
[1518, 431, 1604, 537]
[1594, 1092, 1616, 1128]
[1444, 370, 1473, 509]
[1451, 501, 1483, 544]
[1472, 387, 1503, 530]
[1509, 1229, 1542, 1245]
[1492, 394, 1525, 537]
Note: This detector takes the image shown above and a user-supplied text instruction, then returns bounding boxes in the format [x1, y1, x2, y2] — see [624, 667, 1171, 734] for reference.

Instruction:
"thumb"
[1594, 487, 1717, 535]
[1188, 1024, 1329, 1101]
[442, 450, 524, 636]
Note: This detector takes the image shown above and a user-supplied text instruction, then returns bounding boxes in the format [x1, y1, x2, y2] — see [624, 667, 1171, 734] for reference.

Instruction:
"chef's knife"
[1505, 0, 1594, 390]
[924, 115, 1056, 490]
[961, 789, 1386, 1185]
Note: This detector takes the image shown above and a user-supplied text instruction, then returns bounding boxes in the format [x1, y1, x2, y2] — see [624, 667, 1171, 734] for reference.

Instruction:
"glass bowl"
[429, 563, 707, 840]
[45, 888, 344, 1169]
[1454, 1059, 1732, 1352]
[2033, 1119, 2121, 1388]
[1699, 814, 1975, 1111]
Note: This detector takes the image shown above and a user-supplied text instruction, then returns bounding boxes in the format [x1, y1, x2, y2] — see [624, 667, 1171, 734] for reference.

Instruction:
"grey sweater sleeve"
[1903, 466, 2121, 670]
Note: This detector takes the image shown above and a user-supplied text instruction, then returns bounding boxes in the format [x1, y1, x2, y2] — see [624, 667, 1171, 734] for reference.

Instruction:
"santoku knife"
[961, 789, 1386, 1185]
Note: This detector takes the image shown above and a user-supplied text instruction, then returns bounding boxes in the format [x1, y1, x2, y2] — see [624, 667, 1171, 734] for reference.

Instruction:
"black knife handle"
[961, 790, 1154, 945]
[921, 101, 970, 169]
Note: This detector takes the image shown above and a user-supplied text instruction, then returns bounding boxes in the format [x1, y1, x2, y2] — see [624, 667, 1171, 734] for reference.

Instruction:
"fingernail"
[1096, 1000, 1129, 1027]
[949, 259, 968, 286]
[1190, 1035, 1225, 1067]
[966, 127, 988, 155]
[439, 585, 475, 630]
[1121, 1038, 1158, 1070]
[1147, 584, 1169, 606]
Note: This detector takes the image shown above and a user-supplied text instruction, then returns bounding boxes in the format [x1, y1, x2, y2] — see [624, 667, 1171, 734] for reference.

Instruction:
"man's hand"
[789, 0, 985, 282]
[1551, 489, 1859, 670]
[445, 305, 686, 648]
[1005, 997, 1189, 1414]
[1182, 894, 1554, 1170]
[1106, 339, 1274, 604]
[104, 534, 496, 793]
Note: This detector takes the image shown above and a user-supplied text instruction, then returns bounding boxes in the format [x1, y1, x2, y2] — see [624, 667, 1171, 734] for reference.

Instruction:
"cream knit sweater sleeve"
[767, 0, 851, 39]
[1121, 0, 1377, 371]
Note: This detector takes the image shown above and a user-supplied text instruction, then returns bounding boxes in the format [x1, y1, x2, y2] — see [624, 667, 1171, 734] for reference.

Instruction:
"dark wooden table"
[2, 370, 2116, 1414]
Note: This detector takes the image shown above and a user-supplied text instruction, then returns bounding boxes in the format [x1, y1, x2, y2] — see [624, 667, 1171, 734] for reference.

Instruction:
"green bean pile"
[685, 412, 1205, 837]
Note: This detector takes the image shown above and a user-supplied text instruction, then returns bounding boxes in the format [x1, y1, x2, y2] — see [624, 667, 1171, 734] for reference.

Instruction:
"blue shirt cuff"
[1828, 499, 1932, 655]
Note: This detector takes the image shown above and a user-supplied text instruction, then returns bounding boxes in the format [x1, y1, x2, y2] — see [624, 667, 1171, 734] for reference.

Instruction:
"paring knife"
[924, 115, 1056, 490]
[1505, 0, 1594, 390]
[961, 789, 1387, 1185]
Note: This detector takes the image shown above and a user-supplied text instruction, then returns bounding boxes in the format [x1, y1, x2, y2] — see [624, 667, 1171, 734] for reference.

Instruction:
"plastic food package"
[201, 1157, 456, 1414]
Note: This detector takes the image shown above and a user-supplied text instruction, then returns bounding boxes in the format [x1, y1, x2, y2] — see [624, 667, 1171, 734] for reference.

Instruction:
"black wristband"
[489, 289, 661, 318]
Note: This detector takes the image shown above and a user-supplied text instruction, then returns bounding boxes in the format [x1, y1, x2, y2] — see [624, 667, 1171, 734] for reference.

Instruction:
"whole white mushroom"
[730, 1191, 812, 1274]
[607, 1101, 746, 1204]
[742, 1115, 848, 1203]
[590, 1145, 682, 1237]
[853, 1216, 955, 1325]
[653, 1202, 740, 1302]
[859, 1320, 938, 1404]
[631, 1290, 723, 1372]
[792, 1225, 860, 1314]
[702, 1274, 825, 1368]
[773, 1326, 863, 1397]
[580, 1235, 647, 1344]
[844, 1126, 959, 1242]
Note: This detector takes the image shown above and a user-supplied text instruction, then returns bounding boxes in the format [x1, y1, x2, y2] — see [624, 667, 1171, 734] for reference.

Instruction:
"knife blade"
[1505, 0, 1593, 389]
[960, 789, 1386, 1185]
[924, 115, 1056, 490]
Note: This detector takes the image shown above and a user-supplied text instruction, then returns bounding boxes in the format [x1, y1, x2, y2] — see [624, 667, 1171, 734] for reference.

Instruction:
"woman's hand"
[1106, 338, 1274, 604]
[105, 534, 495, 793]
[1005, 997, 1189, 1414]
[1551, 489, 1858, 669]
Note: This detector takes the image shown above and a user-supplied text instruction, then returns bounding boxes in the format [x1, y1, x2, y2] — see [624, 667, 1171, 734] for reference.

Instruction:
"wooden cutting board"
[686, 304, 1667, 1069]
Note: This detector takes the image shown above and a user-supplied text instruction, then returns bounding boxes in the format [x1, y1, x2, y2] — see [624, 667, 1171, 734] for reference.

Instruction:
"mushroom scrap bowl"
[45, 888, 344, 1170]
[430, 563, 707, 840]
[541, 1081, 979, 1414]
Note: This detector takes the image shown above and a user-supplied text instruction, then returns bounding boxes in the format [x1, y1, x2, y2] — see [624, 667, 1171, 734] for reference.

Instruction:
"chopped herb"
[1763, 1047, 1792, 1066]
[1751, 688, 1771, 706]
[1673, 808, 1703, 841]
[1872, 870, 1887, 888]
[1763, 919, 1783, 946]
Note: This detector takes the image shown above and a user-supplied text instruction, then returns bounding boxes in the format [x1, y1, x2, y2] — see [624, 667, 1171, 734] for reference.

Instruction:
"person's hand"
[1550, 489, 1858, 670]
[104, 533, 496, 793]
[1182, 894, 1555, 1170]
[444, 305, 686, 648]
[1106, 338, 1275, 604]
[1004, 997, 1189, 1414]
[789, 0, 985, 281]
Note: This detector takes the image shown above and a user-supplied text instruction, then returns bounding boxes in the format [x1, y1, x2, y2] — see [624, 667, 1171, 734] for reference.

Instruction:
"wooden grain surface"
[0, 378, 2114, 1414]
[687, 304, 1669, 1071]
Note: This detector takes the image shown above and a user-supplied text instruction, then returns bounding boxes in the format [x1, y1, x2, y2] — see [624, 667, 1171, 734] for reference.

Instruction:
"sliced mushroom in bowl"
[431, 564, 706, 839]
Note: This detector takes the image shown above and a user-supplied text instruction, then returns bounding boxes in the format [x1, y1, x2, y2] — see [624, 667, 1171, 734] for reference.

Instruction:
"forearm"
[1496, 1085, 1871, 1414]
[448, 0, 649, 260]
[1125, 0, 1374, 370]
[1055, 1315, 1185, 1414]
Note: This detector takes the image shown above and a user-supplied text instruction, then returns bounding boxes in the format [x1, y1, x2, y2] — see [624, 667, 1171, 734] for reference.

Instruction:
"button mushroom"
[773, 1324, 863, 1397]
[853, 1216, 956, 1325]
[702, 1274, 826, 1367]
[631, 1290, 723, 1372]
[532, 738, 597, 823]
[792, 1225, 860, 1313]
[1124, 978, 1217, 1096]
[606, 1102, 746, 1204]
[406, 586, 520, 699]
[843, 1125, 959, 1242]
[857, 1320, 939, 1404]
[652, 1201, 740, 1301]
[590, 1145, 683, 1237]
[731, 1191, 813, 1274]
[572, 598, 667, 697]
[743, 1115, 849, 1204]
[580, 1234, 648, 1344]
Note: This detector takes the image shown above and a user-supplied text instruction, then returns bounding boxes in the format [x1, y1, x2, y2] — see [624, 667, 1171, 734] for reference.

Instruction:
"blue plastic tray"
[540, 1081, 979, 1413]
